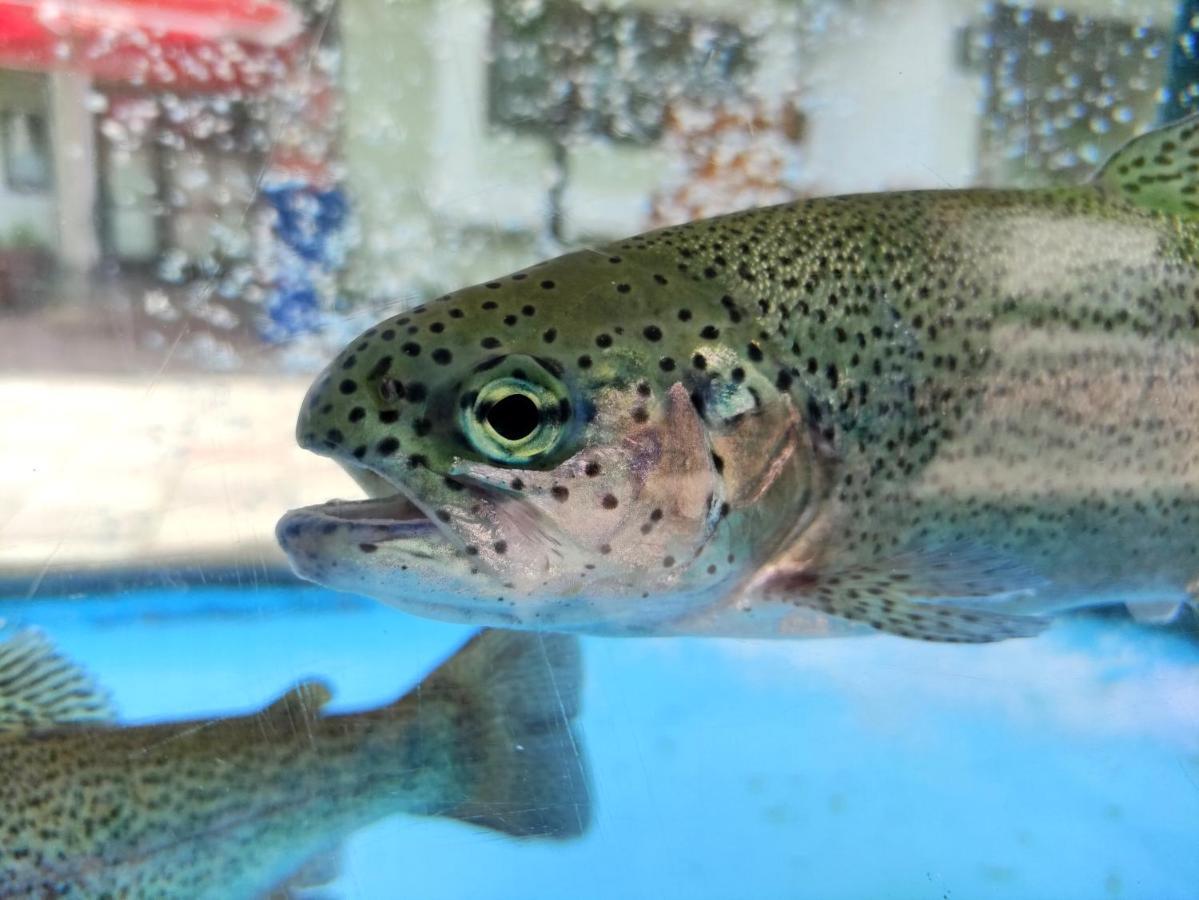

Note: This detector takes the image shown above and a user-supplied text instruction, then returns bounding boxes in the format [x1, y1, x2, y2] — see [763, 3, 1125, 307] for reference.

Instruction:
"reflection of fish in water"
[278, 115, 1199, 644]
[0, 626, 589, 898]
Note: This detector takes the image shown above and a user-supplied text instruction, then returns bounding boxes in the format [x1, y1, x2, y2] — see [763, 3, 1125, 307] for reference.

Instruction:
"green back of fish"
[577, 119, 1199, 635]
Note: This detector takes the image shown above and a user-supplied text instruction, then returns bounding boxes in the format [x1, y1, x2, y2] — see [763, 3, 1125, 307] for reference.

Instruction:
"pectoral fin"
[757, 545, 1050, 643]
[0, 625, 115, 732]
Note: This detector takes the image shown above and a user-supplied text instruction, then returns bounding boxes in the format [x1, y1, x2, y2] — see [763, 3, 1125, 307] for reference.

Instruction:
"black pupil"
[487, 393, 541, 442]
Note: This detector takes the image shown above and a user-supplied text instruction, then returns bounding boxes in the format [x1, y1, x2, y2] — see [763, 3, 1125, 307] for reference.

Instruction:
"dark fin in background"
[259, 679, 334, 723]
[763, 546, 1050, 643]
[0, 625, 115, 732]
[1093, 112, 1199, 215]
[411, 628, 591, 839]
[264, 845, 343, 900]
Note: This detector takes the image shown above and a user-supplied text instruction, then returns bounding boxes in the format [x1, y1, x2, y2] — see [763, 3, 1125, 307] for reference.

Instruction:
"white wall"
[797, 0, 982, 193]
[48, 70, 99, 273]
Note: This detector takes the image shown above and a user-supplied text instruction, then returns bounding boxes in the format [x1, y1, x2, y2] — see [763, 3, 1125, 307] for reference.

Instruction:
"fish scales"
[278, 115, 1199, 642]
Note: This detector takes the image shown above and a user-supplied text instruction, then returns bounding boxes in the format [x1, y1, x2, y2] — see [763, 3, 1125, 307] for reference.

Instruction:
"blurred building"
[0, 0, 1178, 323]
[0, 0, 308, 310]
[335, 0, 1171, 300]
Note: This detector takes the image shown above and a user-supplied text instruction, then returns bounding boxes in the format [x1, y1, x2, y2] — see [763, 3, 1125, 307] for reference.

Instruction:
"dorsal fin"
[0, 625, 115, 732]
[260, 679, 333, 724]
[1093, 113, 1199, 216]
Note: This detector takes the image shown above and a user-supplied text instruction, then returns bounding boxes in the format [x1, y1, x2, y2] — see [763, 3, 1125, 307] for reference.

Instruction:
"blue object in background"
[260, 182, 349, 343]
[3, 584, 1195, 900]
[1162, 0, 1199, 122]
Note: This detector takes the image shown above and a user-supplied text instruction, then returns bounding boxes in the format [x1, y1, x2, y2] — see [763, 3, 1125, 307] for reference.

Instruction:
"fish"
[277, 114, 1199, 643]
[0, 625, 589, 897]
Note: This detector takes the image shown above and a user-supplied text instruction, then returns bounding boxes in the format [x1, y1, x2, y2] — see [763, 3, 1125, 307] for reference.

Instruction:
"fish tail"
[405, 628, 591, 839]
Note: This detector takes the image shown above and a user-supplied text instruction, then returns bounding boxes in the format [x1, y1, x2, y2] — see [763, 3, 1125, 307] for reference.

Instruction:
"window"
[488, 0, 754, 144]
[967, 3, 1168, 186]
[1, 110, 51, 192]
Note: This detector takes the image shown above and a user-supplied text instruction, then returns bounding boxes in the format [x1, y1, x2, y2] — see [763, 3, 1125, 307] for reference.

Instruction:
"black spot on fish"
[535, 356, 564, 377]
[474, 357, 505, 373]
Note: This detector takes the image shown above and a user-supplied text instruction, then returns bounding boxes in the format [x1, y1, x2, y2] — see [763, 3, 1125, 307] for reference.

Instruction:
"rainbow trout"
[278, 115, 1199, 643]
[0, 626, 588, 897]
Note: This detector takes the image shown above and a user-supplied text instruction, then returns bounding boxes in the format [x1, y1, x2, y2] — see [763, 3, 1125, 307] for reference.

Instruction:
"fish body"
[0, 627, 588, 897]
[279, 116, 1199, 642]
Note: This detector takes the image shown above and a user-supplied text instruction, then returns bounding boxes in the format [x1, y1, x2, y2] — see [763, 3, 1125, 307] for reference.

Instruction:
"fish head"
[277, 250, 793, 632]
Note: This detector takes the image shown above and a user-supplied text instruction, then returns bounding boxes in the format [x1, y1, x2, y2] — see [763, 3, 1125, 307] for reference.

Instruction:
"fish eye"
[462, 375, 567, 465]
[487, 393, 540, 441]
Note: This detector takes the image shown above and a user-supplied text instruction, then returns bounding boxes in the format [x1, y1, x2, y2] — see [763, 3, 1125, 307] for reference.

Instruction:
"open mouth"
[277, 463, 440, 544]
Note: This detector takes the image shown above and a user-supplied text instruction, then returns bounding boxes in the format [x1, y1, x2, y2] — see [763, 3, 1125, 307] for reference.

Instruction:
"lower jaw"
[276, 503, 441, 551]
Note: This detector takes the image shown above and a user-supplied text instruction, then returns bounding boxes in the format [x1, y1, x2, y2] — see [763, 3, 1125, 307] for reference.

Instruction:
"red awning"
[0, 0, 303, 91]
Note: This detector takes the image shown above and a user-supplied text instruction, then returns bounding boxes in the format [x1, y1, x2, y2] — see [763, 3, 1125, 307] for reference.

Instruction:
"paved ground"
[0, 372, 354, 582]
[0, 271, 393, 585]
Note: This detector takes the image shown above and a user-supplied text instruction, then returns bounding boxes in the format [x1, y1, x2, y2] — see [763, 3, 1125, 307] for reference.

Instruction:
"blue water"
[2, 583, 1196, 899]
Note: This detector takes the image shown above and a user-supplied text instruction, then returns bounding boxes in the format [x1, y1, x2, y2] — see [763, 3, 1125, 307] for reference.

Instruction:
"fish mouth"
[276, 463, 442, 547]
